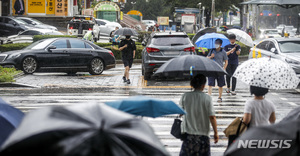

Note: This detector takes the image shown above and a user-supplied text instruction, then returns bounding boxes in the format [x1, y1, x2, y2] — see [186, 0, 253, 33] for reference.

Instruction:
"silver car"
[95, 19, 122, 37]
[4, 28, 63, 44]
[142, 32, 195, 80]
[249, 38, 300, 76]
[16, 17, 58, 31]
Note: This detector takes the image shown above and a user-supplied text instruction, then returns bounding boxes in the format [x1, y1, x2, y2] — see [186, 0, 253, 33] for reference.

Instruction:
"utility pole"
[198, 3, 202, 29]
[211, 0, 215, 27]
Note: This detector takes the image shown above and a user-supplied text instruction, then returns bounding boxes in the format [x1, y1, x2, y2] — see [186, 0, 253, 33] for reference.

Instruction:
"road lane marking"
[280, 98, 288, 101]
[287, 102, 297, 106]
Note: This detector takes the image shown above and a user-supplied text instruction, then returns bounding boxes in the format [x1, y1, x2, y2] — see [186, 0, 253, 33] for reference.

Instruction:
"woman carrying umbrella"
[179, 74, 218, 156]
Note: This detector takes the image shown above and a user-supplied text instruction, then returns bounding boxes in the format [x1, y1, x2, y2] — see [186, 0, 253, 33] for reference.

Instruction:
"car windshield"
[152, 36, 190, 46]
[14, 19, 27, 25]
[24, 39, 56, 50]
[265, 30, 278, 34]
[278, 41, 300, 53]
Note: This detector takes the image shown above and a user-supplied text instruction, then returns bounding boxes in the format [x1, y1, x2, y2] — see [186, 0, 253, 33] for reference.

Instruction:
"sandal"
[217, 98, 222, 103]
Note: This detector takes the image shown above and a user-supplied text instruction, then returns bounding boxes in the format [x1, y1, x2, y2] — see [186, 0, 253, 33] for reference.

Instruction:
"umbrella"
[224, 109, 300, 156]
[192, 27, 216, 44]
[113, 28, 139, 36]
[105, 96, 185, 118]
[0, 103, 169, 156]
[153, 55, 227, 78]
[233, 58, 300, 89]
[195, 33, 230, 49]
[0, 98, 24, 147]
[227, 29, 254, 47]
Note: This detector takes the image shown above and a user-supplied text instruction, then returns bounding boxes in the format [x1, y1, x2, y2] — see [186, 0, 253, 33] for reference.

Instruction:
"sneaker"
[231, 91, 236, 95]
[226, 88, 231, 93]
[123, 76, 127, 83]
[127, 79, 131, 84]
[217, 98, 222, 103]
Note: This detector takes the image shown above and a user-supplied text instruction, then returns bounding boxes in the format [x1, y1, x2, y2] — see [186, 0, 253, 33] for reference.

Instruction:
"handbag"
[171, 118, 182, 139]
[224, 117, 249, 147]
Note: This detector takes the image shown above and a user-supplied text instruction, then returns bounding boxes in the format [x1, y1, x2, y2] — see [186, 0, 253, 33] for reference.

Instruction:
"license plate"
[85, 17, 91, 20]
[164, 51, 180, 55]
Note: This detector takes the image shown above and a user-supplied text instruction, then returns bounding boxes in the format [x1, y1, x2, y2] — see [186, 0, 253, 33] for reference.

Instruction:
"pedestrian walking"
[111, 27, 120, 47]
[207, 39, 228, 102]
[179, 74, 218, 156]
[118, 35, 136, 84]
[243, 86, 276, 127]
[224, 34, 241, 95]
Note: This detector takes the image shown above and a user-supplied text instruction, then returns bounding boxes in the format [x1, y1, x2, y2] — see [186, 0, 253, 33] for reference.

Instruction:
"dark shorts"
[208, 76, 225, 87]
[180, 134, 210, 156]
[122, 58, 133, 68]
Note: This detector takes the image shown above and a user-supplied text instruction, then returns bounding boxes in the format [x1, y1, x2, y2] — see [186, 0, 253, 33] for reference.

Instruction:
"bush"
[33, 35, 77, 42]
[0, 66, 21, 82]
[0, 43, 31, 53]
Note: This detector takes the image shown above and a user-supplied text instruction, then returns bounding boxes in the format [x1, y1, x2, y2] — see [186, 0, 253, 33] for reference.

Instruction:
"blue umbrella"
[105, 96, 186, 118]
[0, 98, 24, 147]
[195, 33, 230, 49]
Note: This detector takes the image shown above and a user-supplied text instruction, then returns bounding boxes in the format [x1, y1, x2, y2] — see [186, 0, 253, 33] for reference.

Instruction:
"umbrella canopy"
[0, 98, 24, 147]
[0, 103, 169, 156]
[233, 58, 299, 89]
[192, 27, 216, 44]
[227, 29, 254, 47]
[224, 119, 300, 156]
[153, 55, 227, 78]
[113, 28, 139, 36]
[195, 33, 230, 49]
[105, 96, 185, 118]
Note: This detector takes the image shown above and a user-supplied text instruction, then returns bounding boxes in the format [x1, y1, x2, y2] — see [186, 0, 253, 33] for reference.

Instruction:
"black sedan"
[0, 38, 115, 75]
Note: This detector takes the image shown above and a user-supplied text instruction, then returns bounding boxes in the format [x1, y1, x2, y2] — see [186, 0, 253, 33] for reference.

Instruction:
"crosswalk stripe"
[1, 87, 250, 155]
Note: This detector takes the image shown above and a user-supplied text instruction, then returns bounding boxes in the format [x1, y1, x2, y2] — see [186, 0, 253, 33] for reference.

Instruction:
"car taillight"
[146, 47, 160, 53]
[149, 64, 156, 66]
[109, 51, 114, 57]
[69, 26, 73, 29]
[184, 47, 195, 52]
[88, 28, 92, 31]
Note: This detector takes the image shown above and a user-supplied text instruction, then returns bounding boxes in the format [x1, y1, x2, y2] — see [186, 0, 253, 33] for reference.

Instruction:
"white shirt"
[244, 99, 275, 127]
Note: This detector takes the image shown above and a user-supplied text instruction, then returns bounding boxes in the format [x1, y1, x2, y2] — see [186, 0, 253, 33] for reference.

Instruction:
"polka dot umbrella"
[233, 57, 299, 89]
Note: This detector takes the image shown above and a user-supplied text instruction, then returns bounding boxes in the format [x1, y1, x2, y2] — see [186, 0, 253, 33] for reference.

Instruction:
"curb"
[0, 82, 37, 88]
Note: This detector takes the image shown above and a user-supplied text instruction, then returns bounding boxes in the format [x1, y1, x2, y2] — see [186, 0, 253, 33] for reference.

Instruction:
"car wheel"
[89, 58, 104, 75]
[22, 57, 37, 74]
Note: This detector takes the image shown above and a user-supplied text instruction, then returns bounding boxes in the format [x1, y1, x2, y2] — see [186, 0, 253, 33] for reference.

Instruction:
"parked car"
[142, 32, 195, 80]
[95, 19, 122, 37]
[0, 16, 32, 37]
[0, 38, 115, 75]
[283, 26, 297, 37]
[142, 20, 156, 28]
[259, 29, 281, 39]
[4, 28, 63, 44]
[67, 16, 100, 42]
[16, 17, 58, 31]
[249, 38, 300, 76]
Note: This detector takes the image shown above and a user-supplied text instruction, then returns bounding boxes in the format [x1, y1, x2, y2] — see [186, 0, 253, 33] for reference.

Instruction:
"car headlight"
[7, 54, 21, 60]
[285, 58, 300, 65]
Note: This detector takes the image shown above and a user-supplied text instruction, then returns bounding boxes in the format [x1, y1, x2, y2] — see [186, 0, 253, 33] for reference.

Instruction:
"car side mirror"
[270, 48, 278, 54]
[47, 45, 56, 52]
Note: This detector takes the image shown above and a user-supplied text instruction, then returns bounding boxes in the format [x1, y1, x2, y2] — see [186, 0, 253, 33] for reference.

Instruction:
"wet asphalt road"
[0, 63, 300, 156]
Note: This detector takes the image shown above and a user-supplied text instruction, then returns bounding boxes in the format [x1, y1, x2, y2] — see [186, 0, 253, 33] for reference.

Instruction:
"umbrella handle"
[190, 66, 195, 76]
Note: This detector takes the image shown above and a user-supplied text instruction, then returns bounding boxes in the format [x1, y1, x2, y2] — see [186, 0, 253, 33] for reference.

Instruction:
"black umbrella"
[113, 28, 139, 36]
[192, 27, 216, 44]
[0, 103, 169, 156]
[153, 55, 227, 79]
[224, 109, 300, 156]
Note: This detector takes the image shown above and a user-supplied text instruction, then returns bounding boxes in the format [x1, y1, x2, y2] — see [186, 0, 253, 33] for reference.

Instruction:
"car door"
[11, 30, 41, 43]
[0, 17, 7, 36]
[97, 20, 109, 36]
[41, 39, 70, 67]
[252, 41, 269, 58]
[67, 39, 93, 67]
